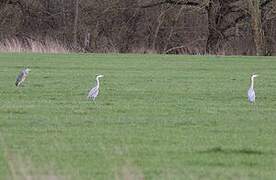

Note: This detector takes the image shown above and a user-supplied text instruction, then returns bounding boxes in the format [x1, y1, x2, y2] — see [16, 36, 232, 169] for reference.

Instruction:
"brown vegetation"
[0, 0, 275, 55]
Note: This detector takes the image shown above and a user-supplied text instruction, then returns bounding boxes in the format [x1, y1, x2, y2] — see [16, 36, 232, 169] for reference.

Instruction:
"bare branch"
[221, 14, 247, 33]
[140, 0, 200, 8]
[261, 0, 273, 8]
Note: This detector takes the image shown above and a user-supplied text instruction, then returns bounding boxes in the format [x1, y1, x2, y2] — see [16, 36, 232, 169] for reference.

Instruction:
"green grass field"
[0, 53, 276, 179]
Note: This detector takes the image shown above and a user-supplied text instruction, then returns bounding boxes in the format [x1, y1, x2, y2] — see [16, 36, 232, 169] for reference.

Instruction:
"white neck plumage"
[96, 77, 100, 88]
[250, 76, 255, 89]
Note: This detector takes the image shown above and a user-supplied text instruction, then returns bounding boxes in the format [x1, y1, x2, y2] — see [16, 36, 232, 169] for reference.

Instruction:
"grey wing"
[15, 71, 25, 86]
[87, 86, 99, 99]
[247, 88, 255, 102]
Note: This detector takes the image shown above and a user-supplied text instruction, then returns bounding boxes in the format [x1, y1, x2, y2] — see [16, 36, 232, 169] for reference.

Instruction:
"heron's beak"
[96, 74, 104, 78]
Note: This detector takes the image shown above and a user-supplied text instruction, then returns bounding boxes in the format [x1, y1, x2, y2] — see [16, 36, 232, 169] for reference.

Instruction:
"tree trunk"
[206, 30, 220, 54]
[248, 0, 265, 55]
[205, 0, 221, 54]
[73, 0, 79, 50]
[163, 6, 184, 52]
[152, 7, 166, 51]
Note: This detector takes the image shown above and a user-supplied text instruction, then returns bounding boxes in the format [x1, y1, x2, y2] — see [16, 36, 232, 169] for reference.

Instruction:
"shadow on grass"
[0, 109, 27, 114]
[198, 147, 274, 155]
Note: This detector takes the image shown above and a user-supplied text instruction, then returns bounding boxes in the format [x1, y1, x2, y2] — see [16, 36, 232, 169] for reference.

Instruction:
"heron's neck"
[250, 77, 254, 89]
[96, 77, 100, 88]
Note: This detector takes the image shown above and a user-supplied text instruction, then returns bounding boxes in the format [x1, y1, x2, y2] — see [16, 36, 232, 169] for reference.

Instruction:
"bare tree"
[0, 0, 276, 55]
[73, 0, 79, 50]
[247, 0, 264, 55]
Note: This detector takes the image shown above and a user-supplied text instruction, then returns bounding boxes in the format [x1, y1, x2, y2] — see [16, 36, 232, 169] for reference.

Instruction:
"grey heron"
[247, 74, 258, 103]
[87, 74, 104, 101]
[15, 68, 31, 86]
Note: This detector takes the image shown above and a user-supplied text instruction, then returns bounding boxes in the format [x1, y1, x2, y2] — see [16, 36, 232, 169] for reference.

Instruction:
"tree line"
[0, 0, 275, 55]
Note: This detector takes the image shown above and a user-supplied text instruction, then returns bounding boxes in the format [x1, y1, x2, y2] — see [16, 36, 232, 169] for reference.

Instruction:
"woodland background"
[0, 0, 275, 55]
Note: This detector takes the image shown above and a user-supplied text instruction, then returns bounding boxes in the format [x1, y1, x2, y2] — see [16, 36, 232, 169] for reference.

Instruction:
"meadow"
[0, 53, 276, 179]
